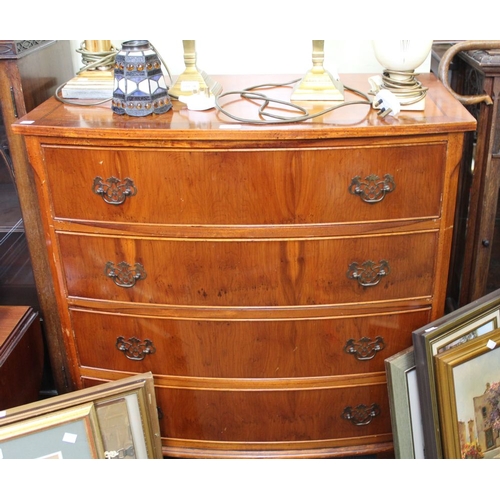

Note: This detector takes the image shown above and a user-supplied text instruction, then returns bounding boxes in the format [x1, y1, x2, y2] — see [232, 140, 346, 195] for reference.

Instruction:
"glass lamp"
[112, 40, 172, 117]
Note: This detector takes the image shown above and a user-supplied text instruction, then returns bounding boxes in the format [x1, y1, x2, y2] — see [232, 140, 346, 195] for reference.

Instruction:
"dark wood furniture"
[13, 73, 475, 458]
[432, 41, 500, 310]
[0, 40, 75, 394]
[0, 306, 44, 409]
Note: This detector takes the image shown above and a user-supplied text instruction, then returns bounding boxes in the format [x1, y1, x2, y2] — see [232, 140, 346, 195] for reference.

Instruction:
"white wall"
[69, 40, 432, 78]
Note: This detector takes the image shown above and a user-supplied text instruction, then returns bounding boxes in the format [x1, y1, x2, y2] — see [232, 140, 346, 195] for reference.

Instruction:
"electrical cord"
[214, 79, 373, 125]
[75, 41, 117, 73]
[378, 69, 428, 106]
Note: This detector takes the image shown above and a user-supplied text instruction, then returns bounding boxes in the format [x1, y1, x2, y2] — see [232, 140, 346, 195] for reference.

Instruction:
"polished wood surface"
[13, 73, 475, 458]
[13, 74, 475, 137]
[0, 306, 43, 409]
[42, 143, 446, 225]
[71, 309, 431, 378]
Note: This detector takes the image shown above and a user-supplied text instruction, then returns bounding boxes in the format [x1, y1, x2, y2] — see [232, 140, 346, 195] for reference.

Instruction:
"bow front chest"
[13, 74, 475, 458]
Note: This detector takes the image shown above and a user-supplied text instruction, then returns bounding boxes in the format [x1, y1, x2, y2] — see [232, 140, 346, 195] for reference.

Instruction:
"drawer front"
[43, 143, 445, 225]
[152, 382, 392, 443]
[59, 231, 437, 306]
[71, 308, 430, 378]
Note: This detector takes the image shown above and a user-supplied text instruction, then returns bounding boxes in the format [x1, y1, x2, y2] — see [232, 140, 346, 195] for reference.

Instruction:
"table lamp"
[290, 40, 344, 101]
[371, 40, 433, 111]
[169, 41, 222, 99]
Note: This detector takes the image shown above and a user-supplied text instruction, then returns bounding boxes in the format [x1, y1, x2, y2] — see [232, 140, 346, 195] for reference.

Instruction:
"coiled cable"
[74, 41, 117, 73]
[378, 69, 428, 106]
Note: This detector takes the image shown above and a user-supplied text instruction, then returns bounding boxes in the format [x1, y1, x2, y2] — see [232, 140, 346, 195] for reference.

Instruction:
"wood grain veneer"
[13, 73, 475, 458]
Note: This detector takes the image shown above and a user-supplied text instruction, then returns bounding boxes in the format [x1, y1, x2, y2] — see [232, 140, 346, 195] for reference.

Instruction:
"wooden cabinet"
[432, 42, 500, 309]
[13, 73, 475, 458]
[0, 306, 44, 409]
[0, 40, 75, 393]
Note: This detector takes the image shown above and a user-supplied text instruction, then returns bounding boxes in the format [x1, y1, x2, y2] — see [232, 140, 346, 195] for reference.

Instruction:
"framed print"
[412, 288, 500, 458]
[0, 402, 104, 459]
[385, 346, 425, 459]
[435, 327, 500, 459]
[0, 372, 162, 459]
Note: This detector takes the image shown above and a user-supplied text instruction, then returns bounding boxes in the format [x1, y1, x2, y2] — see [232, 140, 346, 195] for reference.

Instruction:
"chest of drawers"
[13, 74, 475, 458]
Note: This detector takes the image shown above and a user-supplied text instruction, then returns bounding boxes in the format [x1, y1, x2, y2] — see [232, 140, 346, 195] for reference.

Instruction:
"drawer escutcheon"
[347, 260, 390, 287]
[116, 336, 156, 361]
[105, 261, 147, 288]
[92, 176, 137, 205]
[341, 403, 381, 426]
[343, 336, 386, 361]
[348, 174, 395, 204]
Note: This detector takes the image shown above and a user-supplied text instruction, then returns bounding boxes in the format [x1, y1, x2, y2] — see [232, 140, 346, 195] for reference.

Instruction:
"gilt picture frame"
[385, 346, 425, 459]
[0, 402, 104, 459]
[0, 372, 162, 459]
[434, 327, 500, 459]
[412, 288, 500, 458]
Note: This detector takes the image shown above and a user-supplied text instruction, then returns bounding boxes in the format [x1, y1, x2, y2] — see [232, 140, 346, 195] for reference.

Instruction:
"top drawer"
[41, 142, 446, 225]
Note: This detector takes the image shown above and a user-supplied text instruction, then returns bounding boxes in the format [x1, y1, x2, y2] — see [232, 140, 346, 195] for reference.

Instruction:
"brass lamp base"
[170, 68, 222, 98]
[61, 40, 116, 99]
[291, 40, 344, 101]
[290, 69, 344, 101]
[61, 70, 114, 99]
[169, 40, 222, 98]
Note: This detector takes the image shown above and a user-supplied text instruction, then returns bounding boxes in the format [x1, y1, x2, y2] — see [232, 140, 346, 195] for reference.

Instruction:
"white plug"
[178, 88, 215, 111]
[373, 89, 400, 117]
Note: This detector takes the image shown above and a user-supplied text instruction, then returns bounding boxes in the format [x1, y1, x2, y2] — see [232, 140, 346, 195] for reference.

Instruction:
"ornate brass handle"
[438, 40, 500, 106]
[93, 176, 137, 205]
[347, 260, 390, 287]
[348, 174, 395, 204]
[116, 336, 156, 361]
[105, 261, 147, 288]
[341, 403, 381, 426]
[344, 336, 386, 361]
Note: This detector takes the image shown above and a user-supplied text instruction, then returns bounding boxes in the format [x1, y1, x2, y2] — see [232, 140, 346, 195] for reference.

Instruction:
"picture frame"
[0, 372, 162, 459]
[0, 402, 105, 459]
[412, 288, 500, 458]
[434, 327, 500, 459]
[385, 346, 425, 459]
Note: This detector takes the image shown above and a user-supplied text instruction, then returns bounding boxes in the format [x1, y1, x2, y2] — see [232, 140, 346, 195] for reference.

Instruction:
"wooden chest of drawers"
[13, 74, 475, 458]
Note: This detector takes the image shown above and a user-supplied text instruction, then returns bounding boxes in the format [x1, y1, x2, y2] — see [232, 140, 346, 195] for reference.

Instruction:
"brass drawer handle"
[341, 403, 381, 426]
[344, 336, 386, 361]
[93, 176, 137, 205]
[105, 261, 147, 288]
[347, 260, 390, 287]
[348, 174, 395, 203]
[116, 336, 156, 361]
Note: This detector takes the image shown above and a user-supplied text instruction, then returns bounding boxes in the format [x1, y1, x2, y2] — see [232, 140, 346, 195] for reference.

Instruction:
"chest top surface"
[12, 73, 475, 142]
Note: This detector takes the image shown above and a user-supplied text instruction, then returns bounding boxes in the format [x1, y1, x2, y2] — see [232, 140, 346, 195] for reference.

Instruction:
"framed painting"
[0, 402, 104, 459]
[385, 346, 425, 459]
[385, 347, 425, 459]
[434, 327, 500, 459]
[412, 288, 500, 458]
[0, 372, 162, 459]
